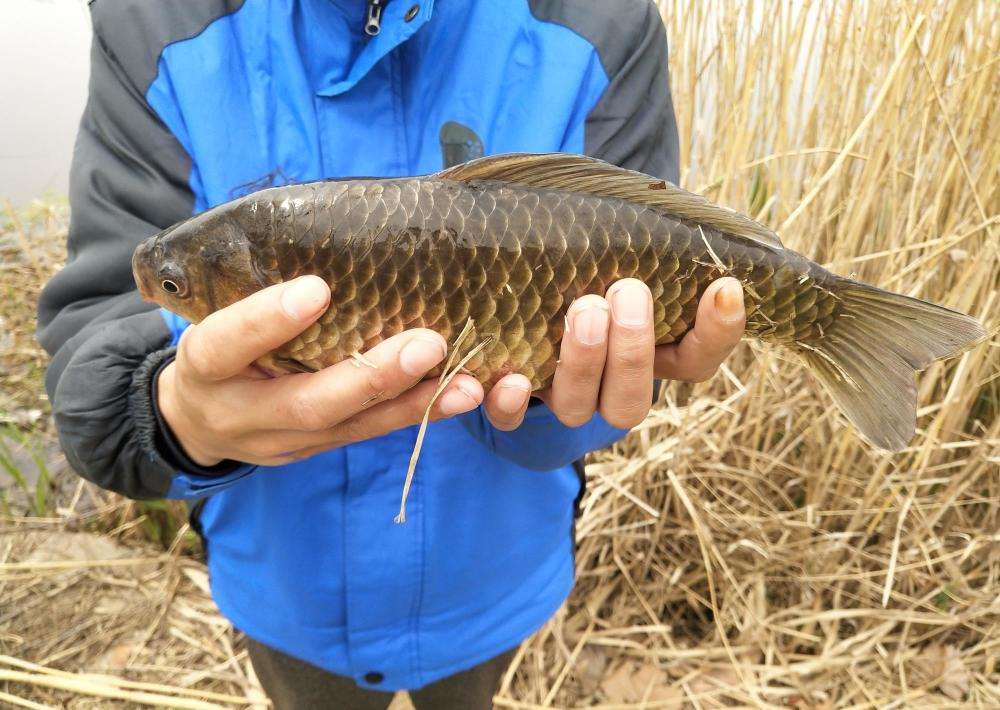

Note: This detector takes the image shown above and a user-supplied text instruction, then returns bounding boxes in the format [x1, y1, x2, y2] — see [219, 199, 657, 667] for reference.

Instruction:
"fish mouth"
[132, 238, 156, 302]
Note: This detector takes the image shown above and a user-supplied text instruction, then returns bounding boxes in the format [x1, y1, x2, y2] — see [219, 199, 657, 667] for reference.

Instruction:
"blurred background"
[1, 0, 998, 708]
[0, 1, 90, 205]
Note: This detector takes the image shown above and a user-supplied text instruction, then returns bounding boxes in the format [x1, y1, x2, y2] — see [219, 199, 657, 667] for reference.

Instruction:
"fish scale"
[133, 153, 985, 451]
[232, 178, 836, 390]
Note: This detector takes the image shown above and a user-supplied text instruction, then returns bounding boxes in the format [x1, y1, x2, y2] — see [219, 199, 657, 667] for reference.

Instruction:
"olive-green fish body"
[133, 153, 985, 451]
[233, 178, 837, 390]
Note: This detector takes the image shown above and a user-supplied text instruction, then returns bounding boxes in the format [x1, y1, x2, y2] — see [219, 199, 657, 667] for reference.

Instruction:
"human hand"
[482, 277, 745, 431]
[157, 276, 484, 467]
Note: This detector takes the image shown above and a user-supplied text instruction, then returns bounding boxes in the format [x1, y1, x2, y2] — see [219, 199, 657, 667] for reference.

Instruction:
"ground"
[2, 1, 999, 707]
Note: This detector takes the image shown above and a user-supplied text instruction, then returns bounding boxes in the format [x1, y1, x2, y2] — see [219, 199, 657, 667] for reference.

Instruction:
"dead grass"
[0, 198, 65, 428]
[1, 0, 998, 707]
[497, 2, 999, 707]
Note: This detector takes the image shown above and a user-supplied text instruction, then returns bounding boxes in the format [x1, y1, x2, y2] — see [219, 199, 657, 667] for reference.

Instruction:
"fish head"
[132, 211, 257, 323]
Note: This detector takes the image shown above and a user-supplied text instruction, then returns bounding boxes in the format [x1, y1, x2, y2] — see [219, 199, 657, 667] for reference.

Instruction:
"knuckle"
[289, 393, 327, 431]
[612, 345, 650, 372]
[721, 314, 747, 332]
[336, 416, 373, 444]
[241, 312, 270, 341]
[488, 415, 518, 432]
[426, 402, 446, 423]
[179, 330, 220, 379]
[428, 392, 465, 422]
[602, 408, 646, 430]
[414, 393, 444, 423]
[565, 353, 606, 380]
[555, 410, 591, 428]
[363, 363, 396, 400]
[175, 330, 196, 367]
[484, 400, 522, 430]
[686, 366, 718, 383]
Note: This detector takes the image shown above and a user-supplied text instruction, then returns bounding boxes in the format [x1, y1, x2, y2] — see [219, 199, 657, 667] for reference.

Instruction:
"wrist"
[156, 362, 224, 467]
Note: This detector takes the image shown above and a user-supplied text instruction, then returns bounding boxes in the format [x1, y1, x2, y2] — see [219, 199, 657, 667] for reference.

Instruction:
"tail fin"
[799, 280, 986, 451]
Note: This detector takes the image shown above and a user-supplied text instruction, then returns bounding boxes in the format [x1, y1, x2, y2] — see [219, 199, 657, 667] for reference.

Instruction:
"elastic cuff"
[132, 348, 242, 477]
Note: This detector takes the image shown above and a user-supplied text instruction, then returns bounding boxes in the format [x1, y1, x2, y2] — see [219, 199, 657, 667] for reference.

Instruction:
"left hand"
[482, 277, 746, 431]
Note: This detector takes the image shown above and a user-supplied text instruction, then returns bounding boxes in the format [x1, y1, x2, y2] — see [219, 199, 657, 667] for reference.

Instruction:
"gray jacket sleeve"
[582, 0, 680, 182]
[37, 16, 196, 499]
[532, 0, 681, 182]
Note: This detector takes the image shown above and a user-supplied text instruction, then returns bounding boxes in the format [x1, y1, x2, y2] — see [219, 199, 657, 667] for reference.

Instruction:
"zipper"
[365, 0, 386, 36]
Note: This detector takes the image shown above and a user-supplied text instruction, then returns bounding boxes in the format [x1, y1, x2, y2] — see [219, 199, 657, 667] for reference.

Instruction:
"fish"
[133, 153, 986, 452]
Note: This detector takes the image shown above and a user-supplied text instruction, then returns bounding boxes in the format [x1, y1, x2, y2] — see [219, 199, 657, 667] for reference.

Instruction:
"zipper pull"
[365, 0, 385, 36]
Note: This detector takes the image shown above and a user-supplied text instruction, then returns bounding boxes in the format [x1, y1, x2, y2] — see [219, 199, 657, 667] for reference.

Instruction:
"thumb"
[178, 276, 330, 381]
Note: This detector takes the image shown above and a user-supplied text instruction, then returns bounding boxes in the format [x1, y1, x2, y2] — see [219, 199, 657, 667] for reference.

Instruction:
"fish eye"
[156, 262, 189, 298]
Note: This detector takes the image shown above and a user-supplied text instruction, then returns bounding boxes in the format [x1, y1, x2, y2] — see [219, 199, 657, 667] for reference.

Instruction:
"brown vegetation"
[2, 0, 998, 706]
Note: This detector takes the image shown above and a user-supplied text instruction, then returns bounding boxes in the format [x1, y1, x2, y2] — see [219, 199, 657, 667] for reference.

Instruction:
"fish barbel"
[133, 153, 985, 451]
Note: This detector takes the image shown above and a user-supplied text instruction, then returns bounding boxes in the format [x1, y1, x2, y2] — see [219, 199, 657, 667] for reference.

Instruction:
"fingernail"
[714, 279, 745, 324]
[399, 336, 447, 377]
[610, 281, 651, 328]
[281, 277, 329, 321]
[496, 377, 531, 414]
[439, 384, 479, 415]
[571, 302, 609, 346]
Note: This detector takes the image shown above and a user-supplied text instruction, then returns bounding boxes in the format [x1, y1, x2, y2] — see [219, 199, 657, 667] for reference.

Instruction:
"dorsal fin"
[438, 153, 783, 250]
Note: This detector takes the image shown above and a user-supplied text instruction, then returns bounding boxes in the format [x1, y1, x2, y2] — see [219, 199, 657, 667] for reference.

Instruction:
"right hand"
[157, 276, 484, 467]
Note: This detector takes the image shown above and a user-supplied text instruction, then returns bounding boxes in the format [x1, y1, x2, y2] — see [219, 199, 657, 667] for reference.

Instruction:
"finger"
[483, 374, 532, 431]
[547, 295, 610, 427]
[248, 374, 484, 456]
[329, 373, 482, 443]
[260, 328, 450, 432]
[177, 276, 330, 381]
[654, 277, 745, 382]
[599, 278, 655, 429]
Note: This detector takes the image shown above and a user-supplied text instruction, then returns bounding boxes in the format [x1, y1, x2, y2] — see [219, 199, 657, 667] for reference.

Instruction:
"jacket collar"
[310, 0, 435, 97]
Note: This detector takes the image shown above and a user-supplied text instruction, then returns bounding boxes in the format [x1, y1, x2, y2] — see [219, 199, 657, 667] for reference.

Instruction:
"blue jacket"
[38, 0, 679, 691]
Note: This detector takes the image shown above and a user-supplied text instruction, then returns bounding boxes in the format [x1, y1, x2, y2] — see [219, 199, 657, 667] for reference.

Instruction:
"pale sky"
[0, 0, 91, 205]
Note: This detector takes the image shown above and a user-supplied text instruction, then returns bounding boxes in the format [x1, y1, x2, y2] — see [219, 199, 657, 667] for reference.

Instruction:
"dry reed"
[1, 0, 998, 707]
[497, 1, 999, 707]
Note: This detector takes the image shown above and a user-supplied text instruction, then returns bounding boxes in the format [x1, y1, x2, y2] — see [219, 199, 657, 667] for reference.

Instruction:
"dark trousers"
[247, 638, 516, 710]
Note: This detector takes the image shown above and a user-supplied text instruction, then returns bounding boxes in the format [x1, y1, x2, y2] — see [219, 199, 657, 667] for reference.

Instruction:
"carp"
[133, 153, 985, 451]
